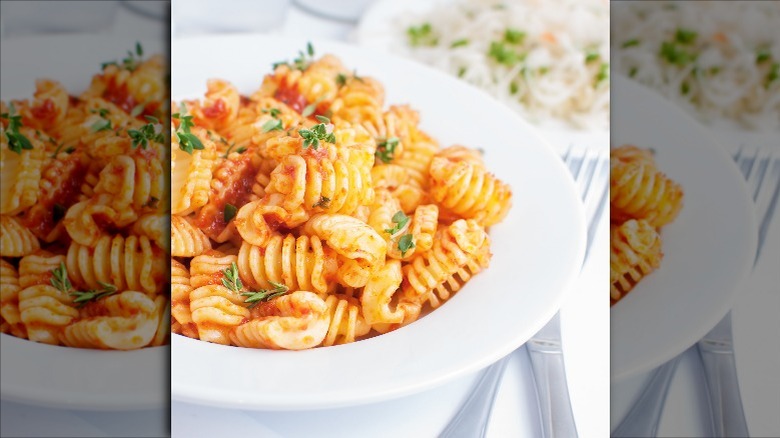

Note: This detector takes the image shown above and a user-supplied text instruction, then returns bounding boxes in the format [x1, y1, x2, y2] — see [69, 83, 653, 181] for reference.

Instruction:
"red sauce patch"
[193, 155, 256, 239]
[274, 86, 308, 114]
[103, 79, 137, 113]
[202, 99, 227, 120]
[30, 99, 56, 122]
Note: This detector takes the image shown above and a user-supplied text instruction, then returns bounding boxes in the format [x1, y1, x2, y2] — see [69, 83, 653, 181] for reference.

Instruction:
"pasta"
[610, 145, 683, 304]
[0, 45, 168, 349]
[173, 48, 511, 349]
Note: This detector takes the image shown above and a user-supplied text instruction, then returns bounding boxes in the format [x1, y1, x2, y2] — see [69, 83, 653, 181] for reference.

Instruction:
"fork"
[440, 147, 609, 438]
[612, 146, 780, 438]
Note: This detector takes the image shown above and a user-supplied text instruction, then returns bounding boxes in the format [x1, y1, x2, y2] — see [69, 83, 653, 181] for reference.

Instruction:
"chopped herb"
[312, 196, 331, 209]
[52, 204, 66, 223]
[375, 137, 399, 163]
[509, 82, 519, 94]
[659, 41, 696, 66]
[130, 103, 145, 117]
[222, 142, 247, 158]
[128, 118, 164, 149]
[766, 63, 779, 88]
[488, 41, 524, 67]
[629, 66, 638, 77]
[675, 28, 697, 45]
[262, 118, 284, 132]
[622, 39, 640, 48]
[451, 38, 469, 48]
[224, 203, 238, 223]
[708, 66, 721, 75]
[69, 281, 118, 307]
[298, 117, 335, 150]
[407, 23, 437, 47]
[385, 210, 410, 235]
[336, 73, 348, 87]
[174, 104, 204, 154]
[585, 49, 600, 63]
[50, 262, 74, 295]
[241, 281, 288, 308]
[272, 42, 316, 71]
[261, 107, 282, 118]
[1, 107, 34, 154]
[457, 67, 467, 78]
[101, 42, 144, 72]
[681, 81, 690, 95]
[504, 29, 526, 44]
[595, 62, 609, 85]
[50, 142, 75, 158]
[221, 262, 243, 293]
[756, 48, 772, 64]
[302, 102, 318, 117]
[397, 234, 415, 257]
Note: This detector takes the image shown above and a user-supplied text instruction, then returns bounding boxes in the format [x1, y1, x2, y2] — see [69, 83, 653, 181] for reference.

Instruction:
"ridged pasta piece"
[0, 127, 45, 215]
[237, 234, 337, 296]
[20, 153, 86, 242]
[192, 152, 256, 242]
[303, 214, 387, 288]
[0, 260, 26, 338]
[18, 251, 64, 288]
[93, 152, 165, 226]
[610, 219, 663, 305]
[149, 295, 170, 347]
[171, 259, 197, 338]
[18, 284, 79, 345]
[435, 145, 485, 166]
[235, 194, 308, 247]
[331, 76, 385, 133]
[66, 234, 166, 295]
[361, 259, 404, 327]
[0, 215, 40, 257]
[371, 164, 427, 214]
[191, 79, 240, 131]
[402, 219, 492, 308]
[391, 128, 439, 188]
[296, 55, 347, 108]
[266, 143, 374, 216]
[322, 294, 370, 346]
[59, 291, 159, 349]
[62, 194, 117, 247]
[189, 250, 237, 289]
[23, 79, 70, 130]
[190, 284, 250, 345]
[133, 213, 170, 254]
[229, 291, 330, 350]
[126, 55, 165, 106]
[429, 156, 512, 227]
[171, 215, 211, 257]
[172, 127, 218, 215]
[610, 156, 684, 228]
[611, 144, 656, 166]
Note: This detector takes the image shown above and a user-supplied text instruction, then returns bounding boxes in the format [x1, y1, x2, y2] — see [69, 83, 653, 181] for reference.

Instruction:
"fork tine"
[755, 157, 780, 264]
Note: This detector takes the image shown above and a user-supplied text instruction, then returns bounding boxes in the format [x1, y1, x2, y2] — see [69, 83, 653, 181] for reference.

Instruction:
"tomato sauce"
[274, 86, 308, 114]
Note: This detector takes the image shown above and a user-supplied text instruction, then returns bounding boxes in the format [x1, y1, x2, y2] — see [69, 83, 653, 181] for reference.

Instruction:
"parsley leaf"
[407, 23, 438, 47]
[2, 108, 34, 154]
[398, 234, 415, 257]
[224, 203, 238, 223]
[451, 38, 469, 48]
[385, 210, 410, 235]
[375, 137, 399, 164]
[504, 29, 526, 45]
[261, 107, 281, 118]
[262, 118, 284, 132]
[622, 39, 640, 48]
[298, 116, 335, 150]
[127, 118, 164, 149]
[675, 28, 697, 45]
[312, 196, 330, 209]
[488, 41, 525, 67]
[174, 104, 204, 154]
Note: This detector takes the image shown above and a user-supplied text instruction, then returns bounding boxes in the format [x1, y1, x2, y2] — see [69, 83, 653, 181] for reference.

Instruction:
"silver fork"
[612, 146, 780, 438]
[440, 147, 609, 438]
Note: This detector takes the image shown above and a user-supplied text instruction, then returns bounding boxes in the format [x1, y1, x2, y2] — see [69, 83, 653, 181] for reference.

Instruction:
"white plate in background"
[610, 75, 757, 381]
[0, 35, 168, 410]
[172, 34, 586, 410]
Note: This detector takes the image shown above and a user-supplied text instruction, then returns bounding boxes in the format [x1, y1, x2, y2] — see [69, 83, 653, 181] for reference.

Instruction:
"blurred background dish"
[171, 0, 291, 36]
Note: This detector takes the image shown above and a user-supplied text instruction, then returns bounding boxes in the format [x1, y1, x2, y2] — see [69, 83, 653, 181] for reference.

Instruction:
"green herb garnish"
[262, 107, 282, 118]
[375, 137, 399, 164]
[224, 203, 238, 223]
[298, 116, 335, 150]
[52, 263, 118, 308]
[312, 196, 330, 209]
[488, 41, 524, 67]
[101, 42, 144, 72]
[660, 41, 696, 66]
[172, 104, 204, 154]
[397, 234, 415, 257]
[128, 116, 164, 149]
[675, 28, 697, 45]
[262, 118, 284, 132]
[272, 42, 316, 71]
[407, 23, 437, 47]
[222, 142, 247, 158]
[385, 210, 410, 235]
[451, 38, 469, 48]
[622, 39, 640, 48]
[1, 106, 34, 154]
[504, 29, 526, 45]
[222, 262, 288, 308]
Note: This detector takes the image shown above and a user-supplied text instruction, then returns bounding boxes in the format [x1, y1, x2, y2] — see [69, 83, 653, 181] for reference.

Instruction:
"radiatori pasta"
[610, 144, 683, 305]
[0, 45, 169, 349]
[172, 47, 512, 350]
